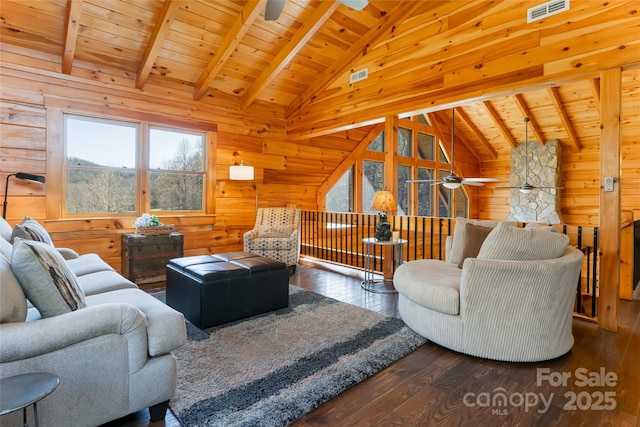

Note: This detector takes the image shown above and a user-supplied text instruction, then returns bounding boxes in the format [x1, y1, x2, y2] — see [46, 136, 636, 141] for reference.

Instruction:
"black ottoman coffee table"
[165, 252, 289, 329]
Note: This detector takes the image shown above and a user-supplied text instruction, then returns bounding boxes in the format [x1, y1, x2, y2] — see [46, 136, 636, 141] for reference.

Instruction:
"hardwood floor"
[106, 258, 640, 427]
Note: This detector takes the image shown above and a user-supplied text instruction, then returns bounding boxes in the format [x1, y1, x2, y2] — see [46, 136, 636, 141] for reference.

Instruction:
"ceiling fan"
[406, 108, 502, 189]
[497, 118, 563, 194]
[265, 0, 369, 21]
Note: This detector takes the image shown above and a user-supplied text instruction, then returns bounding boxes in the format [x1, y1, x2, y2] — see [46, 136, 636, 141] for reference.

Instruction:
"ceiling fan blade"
[338, 0, 369, 10]
[265, 0, 285, 21]
[461, 180, 484, 187]
[464, 177, 502, 183]
[405, 179, 437, 183]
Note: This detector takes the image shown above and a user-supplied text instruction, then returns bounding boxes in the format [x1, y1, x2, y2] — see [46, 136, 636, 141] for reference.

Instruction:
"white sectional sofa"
[0, 217, 187, 426]
[394, 219, 584, 362]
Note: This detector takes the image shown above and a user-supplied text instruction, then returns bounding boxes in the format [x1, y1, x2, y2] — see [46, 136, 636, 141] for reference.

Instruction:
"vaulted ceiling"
[1, 0, 638, 162]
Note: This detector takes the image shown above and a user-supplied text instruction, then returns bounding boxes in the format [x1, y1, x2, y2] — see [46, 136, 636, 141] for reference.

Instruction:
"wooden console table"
[122, 232, 184, 287]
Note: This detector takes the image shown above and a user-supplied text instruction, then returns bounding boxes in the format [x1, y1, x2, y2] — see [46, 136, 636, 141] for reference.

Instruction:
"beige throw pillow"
[458, 223, 494, 269]
[477, 222, 569, 261]
[11, 238, 86, 318]
[10, 216, 54, 246]
[257, 225, 295, 238]
[448, 218, 502, 265]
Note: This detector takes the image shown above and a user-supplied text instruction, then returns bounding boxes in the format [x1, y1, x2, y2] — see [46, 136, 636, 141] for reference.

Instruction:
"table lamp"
[370, 190, 396, 241]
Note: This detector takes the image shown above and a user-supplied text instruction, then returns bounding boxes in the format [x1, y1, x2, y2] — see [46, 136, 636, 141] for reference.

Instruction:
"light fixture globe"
[519, 183, 534, 194]
[443, 182, 462, 189]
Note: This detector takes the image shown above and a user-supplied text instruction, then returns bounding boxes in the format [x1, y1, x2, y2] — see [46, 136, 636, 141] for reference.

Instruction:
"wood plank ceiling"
[1, 0, 638, 163]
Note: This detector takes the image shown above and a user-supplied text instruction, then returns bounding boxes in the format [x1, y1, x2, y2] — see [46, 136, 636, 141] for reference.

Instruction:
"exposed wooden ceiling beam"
[483, 100, 516, 149]
[62, 0, 83, 74]
[590, 77, 601, 111]
[513, 94, 545, 145]
[240, 1, 339, 110]
[136, 0, 180, 90]
[549, 86, 581, 152]
[193, 0, 267, 101]
[428, 111, 482, 162]
[285, 1, 423, 119]
[454, 107, 498, 159]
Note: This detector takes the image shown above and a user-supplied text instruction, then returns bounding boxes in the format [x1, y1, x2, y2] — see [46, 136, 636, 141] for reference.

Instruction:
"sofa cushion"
[86, 288, 187, 356]
[10, 216, 54, 246]
[458, 223, 494, 269]
[11, 238, 87, 318]
[0, 254, 28, 323]
[478, 222, 569, 261]
[66, 253, 115, 276]
[77, 270, 138, 296]
[0, 217, 12, 242]
[0, 236, 12, 260]
[393, 259, 462, 315]
[448, 218, 502, 265]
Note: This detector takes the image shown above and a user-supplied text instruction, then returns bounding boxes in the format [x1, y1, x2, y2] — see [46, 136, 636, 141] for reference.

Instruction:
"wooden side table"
[0, 372, 59, 427]
[361, 237, 407, 294]
[122, 232, 184, 287]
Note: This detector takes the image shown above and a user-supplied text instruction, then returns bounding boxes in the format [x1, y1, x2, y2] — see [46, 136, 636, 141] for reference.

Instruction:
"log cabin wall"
[1, 0, 639, 279]
[0, 52, 365, 270]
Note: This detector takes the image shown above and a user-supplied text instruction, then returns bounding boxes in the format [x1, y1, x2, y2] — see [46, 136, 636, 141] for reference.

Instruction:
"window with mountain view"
[64, 115, 206, 215]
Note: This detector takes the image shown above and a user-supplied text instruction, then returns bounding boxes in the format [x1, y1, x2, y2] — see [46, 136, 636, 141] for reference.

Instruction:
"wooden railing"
[300, 211, 599, 320]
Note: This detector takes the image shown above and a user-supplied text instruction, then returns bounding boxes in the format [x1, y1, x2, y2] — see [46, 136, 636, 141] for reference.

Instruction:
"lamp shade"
[370, 190, 396, 213]
[229, 162, 254, 180]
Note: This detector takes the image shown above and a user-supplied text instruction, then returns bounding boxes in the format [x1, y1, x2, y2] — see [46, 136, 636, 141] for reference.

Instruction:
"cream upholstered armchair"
[244, 208, 302, 273]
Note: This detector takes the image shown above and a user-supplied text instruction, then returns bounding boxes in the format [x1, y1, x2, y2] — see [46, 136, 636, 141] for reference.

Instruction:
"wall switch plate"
[604, 177, 614, 192]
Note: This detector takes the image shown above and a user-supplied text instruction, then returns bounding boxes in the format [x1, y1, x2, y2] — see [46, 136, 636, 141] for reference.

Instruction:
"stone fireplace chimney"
[506, 139, 562, 224]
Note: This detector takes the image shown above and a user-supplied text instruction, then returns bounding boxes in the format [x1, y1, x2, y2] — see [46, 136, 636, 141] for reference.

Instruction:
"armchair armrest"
[56, 247, 80, 260]
[0, 303, 148, 372]
[243, 229, 259, 243]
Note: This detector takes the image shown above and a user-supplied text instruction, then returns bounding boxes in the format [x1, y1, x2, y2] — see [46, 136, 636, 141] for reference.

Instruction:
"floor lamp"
[229, 161, 257, 209]
[3, 172, 46, 219]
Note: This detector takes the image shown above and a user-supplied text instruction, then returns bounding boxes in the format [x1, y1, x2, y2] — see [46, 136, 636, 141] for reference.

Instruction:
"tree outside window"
[64, 115, 206, 216]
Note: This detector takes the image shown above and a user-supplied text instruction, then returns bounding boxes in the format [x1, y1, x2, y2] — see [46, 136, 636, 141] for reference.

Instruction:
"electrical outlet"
[604, 177, 614, 192]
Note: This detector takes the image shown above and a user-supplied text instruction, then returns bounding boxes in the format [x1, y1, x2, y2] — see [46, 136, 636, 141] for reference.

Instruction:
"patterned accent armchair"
[244, 208, 302, 273]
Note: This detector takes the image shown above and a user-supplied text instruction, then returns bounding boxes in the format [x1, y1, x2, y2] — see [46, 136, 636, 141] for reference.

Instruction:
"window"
[149, 127, 204, 211]
[326, 167, 353, 213]
[397, 165, 411, 215]
[368, 131, 384, 152]
[65, 116, 138, 214]
[64, 114, 206, 216]
[437, 169, 452, 217]
[363, 160, 383, 213]
[398, 127, 412, 157]
[417, 132, 434, 160]
[417, 167, 433, 216]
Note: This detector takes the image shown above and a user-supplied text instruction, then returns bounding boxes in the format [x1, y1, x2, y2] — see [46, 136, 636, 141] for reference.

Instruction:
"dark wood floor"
[106, 258, 640, 427]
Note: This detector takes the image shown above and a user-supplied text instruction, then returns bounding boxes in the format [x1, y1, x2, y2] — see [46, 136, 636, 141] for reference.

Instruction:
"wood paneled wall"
[0, 51, 364, 271]
[1, 48, 638, 272]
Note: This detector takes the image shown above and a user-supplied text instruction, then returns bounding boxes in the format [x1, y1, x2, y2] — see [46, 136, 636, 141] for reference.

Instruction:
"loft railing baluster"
[592, 227, 598, 316]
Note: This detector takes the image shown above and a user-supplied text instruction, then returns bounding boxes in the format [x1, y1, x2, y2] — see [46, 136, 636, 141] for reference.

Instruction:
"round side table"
[361, 237, 407, 293]
[0, 372, 60, 427]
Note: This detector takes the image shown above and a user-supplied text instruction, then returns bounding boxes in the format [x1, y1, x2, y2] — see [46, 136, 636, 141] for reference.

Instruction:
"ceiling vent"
[350, 68, 368, 84]
[527, 0, 570, 23]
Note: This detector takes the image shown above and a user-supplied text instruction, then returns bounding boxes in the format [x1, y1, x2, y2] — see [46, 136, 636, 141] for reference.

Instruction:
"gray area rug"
[156, 286, 426, 426]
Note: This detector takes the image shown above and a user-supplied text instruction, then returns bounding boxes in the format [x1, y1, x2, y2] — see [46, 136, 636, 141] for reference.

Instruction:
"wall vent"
[527, 0, 570, 23]
[349, 68, 368, 84]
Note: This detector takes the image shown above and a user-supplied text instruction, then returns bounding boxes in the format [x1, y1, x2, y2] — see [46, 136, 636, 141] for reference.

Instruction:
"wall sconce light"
[229, 161, 255, 181]
[3, 172, 46, 219]
[229, 161, 257, 209]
